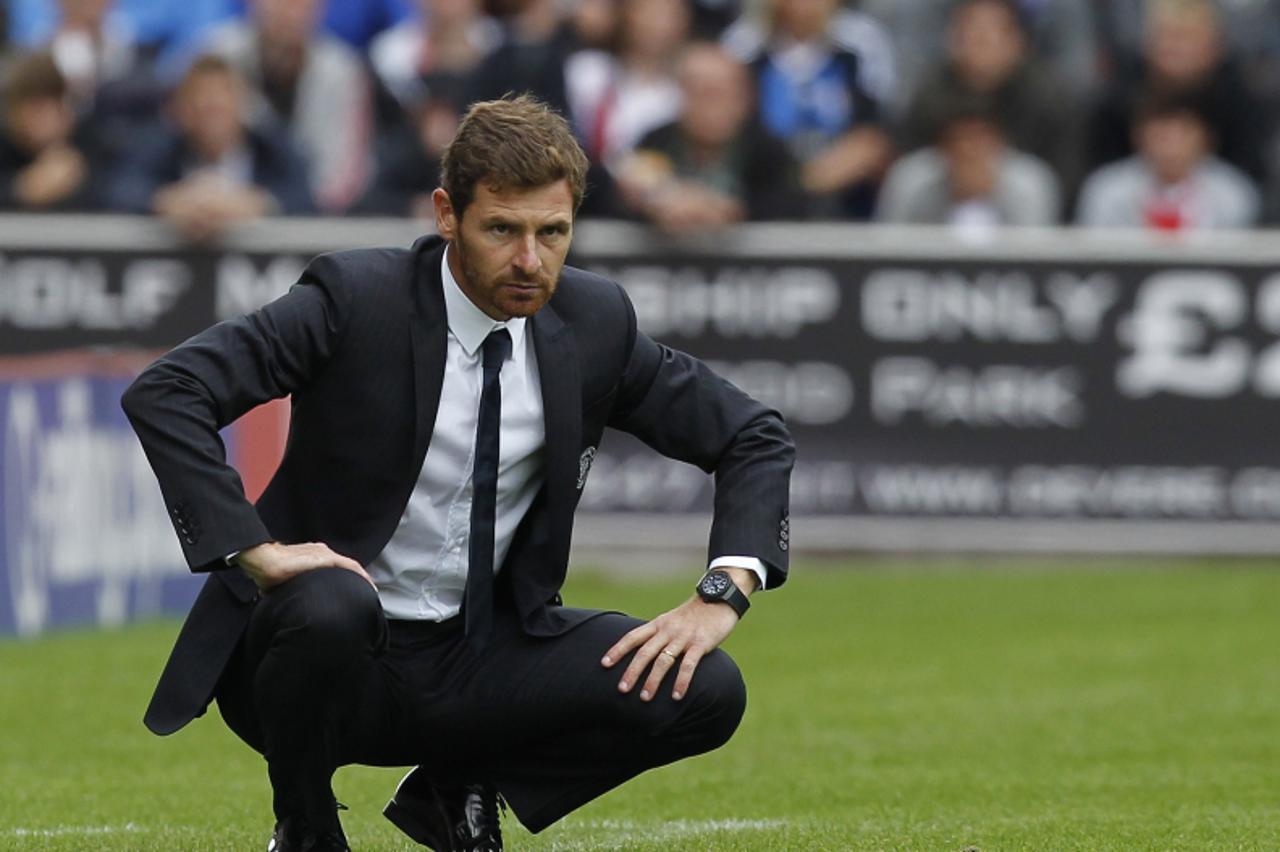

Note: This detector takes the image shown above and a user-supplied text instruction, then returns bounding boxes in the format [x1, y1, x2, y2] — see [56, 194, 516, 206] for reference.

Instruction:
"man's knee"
[678, 649, 748, 752]
[251, 568, 384, 662]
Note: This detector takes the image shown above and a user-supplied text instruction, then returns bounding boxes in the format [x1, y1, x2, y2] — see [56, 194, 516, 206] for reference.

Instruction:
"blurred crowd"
[2, 0, 1280, 238]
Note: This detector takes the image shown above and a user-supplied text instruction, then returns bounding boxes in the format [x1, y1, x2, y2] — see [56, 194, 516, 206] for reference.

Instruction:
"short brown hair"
[441, 95, 589, 217]
[176, 54, 240, 96]
[4, 52, 67, 111]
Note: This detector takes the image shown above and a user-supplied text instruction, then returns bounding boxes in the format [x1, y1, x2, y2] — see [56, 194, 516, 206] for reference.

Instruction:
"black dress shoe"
[267, 815, 351, 852]
[383, 768, 505, 851]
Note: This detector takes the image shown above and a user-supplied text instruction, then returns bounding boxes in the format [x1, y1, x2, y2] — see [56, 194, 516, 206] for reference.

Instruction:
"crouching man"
[123, 95, 793, 851]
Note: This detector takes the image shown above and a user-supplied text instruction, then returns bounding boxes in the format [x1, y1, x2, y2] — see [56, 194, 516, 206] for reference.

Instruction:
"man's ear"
[433, 188, 457, 240]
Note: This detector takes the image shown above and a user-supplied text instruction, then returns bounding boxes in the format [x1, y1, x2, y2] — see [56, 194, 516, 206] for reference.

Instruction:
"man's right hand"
[235, 541, 374, 592]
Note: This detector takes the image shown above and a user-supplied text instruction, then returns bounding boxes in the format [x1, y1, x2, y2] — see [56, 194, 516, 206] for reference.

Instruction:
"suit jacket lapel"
[409, 238, 448, 468]
[532, 301, 581, 536]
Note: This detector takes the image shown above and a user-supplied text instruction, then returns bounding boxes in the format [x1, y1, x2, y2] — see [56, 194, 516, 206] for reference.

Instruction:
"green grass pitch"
[2, 559, 1279, 850]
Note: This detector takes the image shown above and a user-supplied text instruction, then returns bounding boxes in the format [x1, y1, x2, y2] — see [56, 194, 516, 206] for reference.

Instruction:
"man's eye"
[489, 224, 511, 236]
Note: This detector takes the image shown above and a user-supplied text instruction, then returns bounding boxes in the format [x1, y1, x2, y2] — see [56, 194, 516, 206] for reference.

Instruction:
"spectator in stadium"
[563, 0, 689, 168]
[464, 0, 631, 217]
[204, 0, 372, 212]
[876, 97, 1059, 228]
[354, 71, 464, 218]
[0, 50, 103, 211]
[1093, 0, 1280, 99]
[107, 54, 313, 239]
[122, 94, 790, 852]
[860, 0, 1100, 109]
[616, 42, 803, 230]
[721, 0, 898, 108]
[729, 0, 893, 219]
[1076, 92, 1259, 231]
[33, 0, 152, 116]
[465, 0, 576, 117]
[897, 0, 1080, 194]
[568, 0, 617, 52]
[1087, 0, 1267, 185]
[367, 0, 499, 112]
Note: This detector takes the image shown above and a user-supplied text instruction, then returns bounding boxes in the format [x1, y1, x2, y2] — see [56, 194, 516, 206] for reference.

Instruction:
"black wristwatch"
[696, 569, 750, 618]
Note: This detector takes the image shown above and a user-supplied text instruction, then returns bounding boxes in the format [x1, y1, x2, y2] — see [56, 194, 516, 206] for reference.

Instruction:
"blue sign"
[0, 371, 205, 636]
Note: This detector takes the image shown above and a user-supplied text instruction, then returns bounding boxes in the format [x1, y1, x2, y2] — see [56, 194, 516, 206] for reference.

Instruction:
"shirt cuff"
[707, 556, 767, 592]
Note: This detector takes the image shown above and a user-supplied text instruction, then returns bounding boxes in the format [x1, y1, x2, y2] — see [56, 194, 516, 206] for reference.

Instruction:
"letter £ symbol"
[577, 446, 597, 490]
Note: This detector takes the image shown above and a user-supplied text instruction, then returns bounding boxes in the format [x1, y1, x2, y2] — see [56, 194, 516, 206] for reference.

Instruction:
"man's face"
[621, 0, 689, 56]
[7, 97, 74, 152]
[1137, 111, 1209, 184]
[253, 0, 321, 48]
[433, 180, 574, 321]
[175, 72, 244, 159]
[1147, 5, 1220, 85]
[771, 0, 837, 41]
[679, 48, 751, 148]
[950, 0, 1025, 89]
[941, 117, 1003, 200]
[59, 0, 111, 29]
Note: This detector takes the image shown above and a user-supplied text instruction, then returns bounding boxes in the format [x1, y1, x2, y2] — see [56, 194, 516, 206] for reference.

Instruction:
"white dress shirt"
[367, 248, 766, 621]
[368, 249, 546, 619]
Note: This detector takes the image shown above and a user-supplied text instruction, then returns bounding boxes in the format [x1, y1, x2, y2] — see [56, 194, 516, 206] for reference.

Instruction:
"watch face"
[701, 572, 732, 596]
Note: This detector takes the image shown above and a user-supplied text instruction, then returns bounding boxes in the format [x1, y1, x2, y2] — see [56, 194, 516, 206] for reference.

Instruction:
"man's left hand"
[601, 568, 757, 702]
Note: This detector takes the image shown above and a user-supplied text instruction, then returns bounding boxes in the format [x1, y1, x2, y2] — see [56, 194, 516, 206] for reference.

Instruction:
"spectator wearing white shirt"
[1077, 92, 1259, 231]
[877, 98, 1060, 228]
[861, 0, 1099, 110]
[563, 0, 690, 167]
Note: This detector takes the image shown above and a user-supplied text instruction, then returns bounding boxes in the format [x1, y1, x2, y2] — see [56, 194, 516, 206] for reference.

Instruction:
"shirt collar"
[441, 245, 526, 358]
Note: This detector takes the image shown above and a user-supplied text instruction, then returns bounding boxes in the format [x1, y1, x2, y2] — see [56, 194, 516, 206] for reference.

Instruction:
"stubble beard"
[453, 229, 555, 320]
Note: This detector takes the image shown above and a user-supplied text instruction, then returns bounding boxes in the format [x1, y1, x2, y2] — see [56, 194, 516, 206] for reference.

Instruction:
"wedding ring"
[661, 648, 678, 659]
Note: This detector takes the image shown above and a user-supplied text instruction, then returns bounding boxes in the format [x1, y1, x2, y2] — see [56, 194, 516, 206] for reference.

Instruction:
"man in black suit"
[123, 95, 793, 852]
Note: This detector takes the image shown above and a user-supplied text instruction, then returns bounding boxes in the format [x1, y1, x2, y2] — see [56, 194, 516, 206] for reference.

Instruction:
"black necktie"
[465, 328, 512, 653]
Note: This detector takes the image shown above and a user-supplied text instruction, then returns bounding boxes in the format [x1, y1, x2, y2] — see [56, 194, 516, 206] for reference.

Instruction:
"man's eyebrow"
[477, 213, 571, 231]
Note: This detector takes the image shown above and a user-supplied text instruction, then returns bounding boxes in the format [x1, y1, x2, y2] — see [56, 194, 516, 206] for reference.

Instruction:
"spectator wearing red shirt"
[1077, 92, 1258, 231]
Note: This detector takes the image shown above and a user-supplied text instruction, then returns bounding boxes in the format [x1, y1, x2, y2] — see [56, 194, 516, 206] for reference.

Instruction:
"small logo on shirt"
[577, 446, 597, 490]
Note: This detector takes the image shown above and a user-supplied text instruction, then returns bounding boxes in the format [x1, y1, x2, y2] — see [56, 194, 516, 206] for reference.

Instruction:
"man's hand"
[801, 126, 893, 194]
[153, 178, 276, 242]
[601, 568, 757, 702]
[236, 541, 374, 592]
[14, 145, 86, 207]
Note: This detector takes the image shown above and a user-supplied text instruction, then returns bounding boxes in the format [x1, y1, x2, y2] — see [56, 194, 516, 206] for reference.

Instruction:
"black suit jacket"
[123, 235, 793, 735]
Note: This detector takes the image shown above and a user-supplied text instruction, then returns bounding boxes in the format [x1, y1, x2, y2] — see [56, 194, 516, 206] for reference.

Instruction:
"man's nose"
[513, 236, 541, 275]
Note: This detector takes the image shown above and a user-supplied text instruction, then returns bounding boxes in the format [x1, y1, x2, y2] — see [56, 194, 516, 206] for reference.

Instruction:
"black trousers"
[213, 569, 747, 833]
